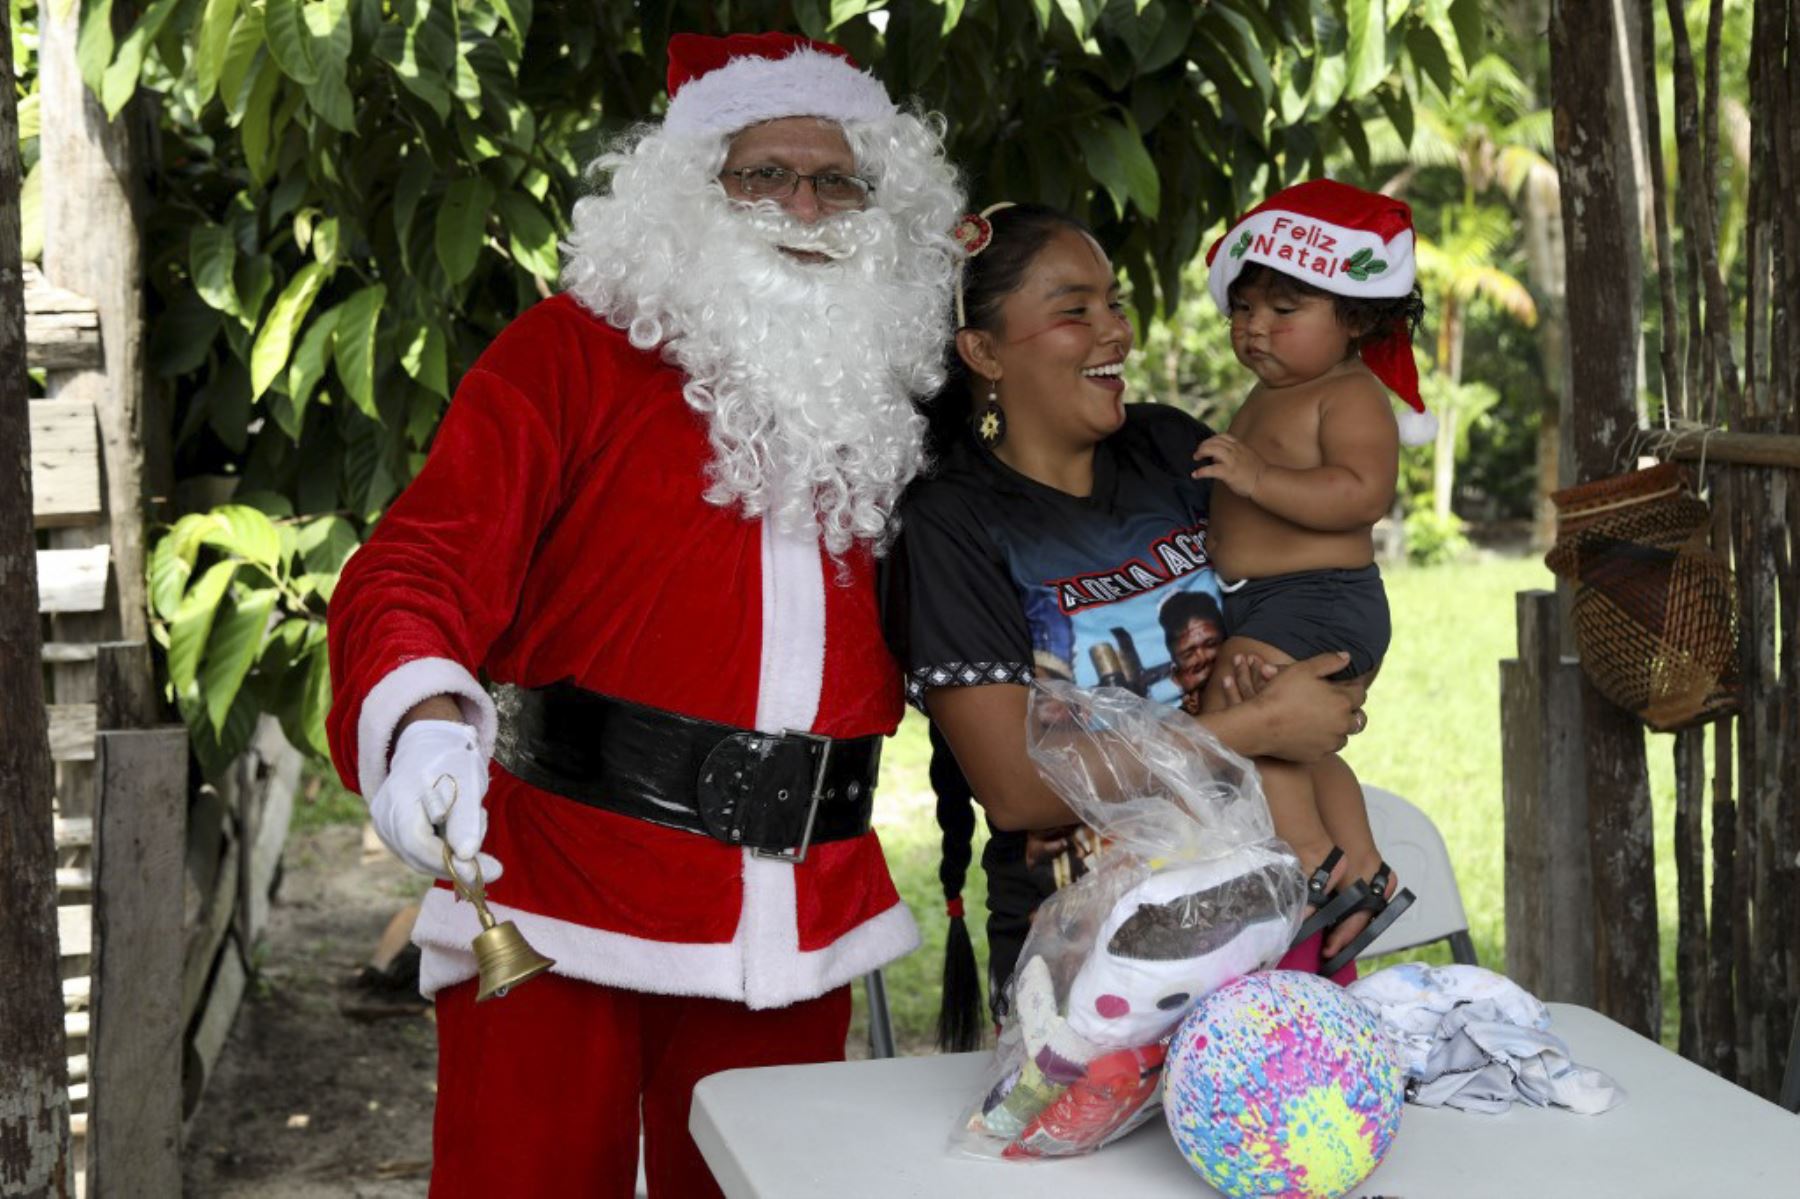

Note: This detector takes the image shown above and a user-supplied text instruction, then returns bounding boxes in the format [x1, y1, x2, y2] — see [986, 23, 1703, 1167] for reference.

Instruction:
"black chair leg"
[1779, 1004, 1800, 1114]
[1449, 930, 1479, 967]
[864, 969, 895, 1059]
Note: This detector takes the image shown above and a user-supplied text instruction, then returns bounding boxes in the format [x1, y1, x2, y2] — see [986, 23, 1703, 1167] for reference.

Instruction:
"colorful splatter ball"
[1164, 970, 1403, 1198]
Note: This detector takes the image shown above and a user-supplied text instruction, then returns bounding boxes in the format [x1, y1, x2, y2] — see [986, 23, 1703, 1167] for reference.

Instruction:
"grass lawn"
[858, 551, 1696, 1054]
[292, 550, 1693, 1054]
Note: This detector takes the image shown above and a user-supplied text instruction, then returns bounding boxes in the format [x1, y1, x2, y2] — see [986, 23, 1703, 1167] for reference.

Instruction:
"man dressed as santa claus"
[326, 32, 963, 1196]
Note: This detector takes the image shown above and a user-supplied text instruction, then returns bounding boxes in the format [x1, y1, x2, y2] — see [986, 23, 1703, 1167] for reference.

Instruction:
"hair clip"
[954, 202, 1018, 328]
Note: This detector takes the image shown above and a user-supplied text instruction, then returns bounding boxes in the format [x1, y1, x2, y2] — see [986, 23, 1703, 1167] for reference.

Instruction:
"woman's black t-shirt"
[886, 403, 1229, 860]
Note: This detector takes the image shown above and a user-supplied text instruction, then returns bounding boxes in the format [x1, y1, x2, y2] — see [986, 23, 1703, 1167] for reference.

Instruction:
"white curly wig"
[561, 110, 964, 555]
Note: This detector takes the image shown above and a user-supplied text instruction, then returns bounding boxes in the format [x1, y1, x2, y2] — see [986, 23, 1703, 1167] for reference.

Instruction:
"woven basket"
[1545, 464, 1740, 731]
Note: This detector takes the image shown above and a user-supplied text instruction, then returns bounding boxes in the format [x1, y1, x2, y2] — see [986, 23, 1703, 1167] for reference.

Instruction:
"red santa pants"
[430, 973, 853, 1197]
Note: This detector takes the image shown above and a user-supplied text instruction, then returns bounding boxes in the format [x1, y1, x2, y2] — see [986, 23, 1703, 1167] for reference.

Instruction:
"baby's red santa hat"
[663, 32, 898, 137]
[1205, 179, 1436, 446]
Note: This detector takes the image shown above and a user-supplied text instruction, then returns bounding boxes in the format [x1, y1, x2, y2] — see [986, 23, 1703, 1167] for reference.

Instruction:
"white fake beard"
[561, 126, 960, 556]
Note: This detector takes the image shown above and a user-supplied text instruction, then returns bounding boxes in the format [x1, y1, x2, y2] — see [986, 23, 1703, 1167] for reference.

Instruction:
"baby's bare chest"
[1226, 391, 1326, 467]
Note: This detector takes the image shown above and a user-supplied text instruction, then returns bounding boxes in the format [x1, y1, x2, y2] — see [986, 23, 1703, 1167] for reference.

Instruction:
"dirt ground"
[178, 818, 894, 1196]
[182, 823, 437, 1198]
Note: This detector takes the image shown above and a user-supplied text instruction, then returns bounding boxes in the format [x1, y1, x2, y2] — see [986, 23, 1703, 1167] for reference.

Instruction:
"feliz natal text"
[1240, 217, 1388, 281]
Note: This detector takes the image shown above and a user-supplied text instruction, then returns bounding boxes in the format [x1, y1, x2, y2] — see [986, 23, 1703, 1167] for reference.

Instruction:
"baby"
[1191, 179, 1432, 975]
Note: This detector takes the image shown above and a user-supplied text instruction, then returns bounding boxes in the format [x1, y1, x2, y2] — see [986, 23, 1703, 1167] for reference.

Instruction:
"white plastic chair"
[1357, 784, 1478, 966]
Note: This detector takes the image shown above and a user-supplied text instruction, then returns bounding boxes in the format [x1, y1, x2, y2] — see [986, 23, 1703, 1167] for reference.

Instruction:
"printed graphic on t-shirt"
[1020, 523, 1224, 715]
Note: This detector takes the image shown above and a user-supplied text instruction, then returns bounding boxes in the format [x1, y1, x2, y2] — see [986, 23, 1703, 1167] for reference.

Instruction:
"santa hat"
[1205, 179, 1435, 446]
[663, 32, 898, 138]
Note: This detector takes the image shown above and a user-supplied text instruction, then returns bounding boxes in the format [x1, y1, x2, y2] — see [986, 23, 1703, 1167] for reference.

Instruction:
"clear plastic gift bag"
[954, 681, 1308, 1160]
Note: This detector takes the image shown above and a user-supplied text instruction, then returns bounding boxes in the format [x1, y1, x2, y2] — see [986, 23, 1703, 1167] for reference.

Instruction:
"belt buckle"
[754, 730, 831, 864]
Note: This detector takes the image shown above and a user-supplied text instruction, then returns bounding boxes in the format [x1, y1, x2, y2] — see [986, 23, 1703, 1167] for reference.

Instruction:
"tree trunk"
[0, 0, 74, 1188]
[1550, 0, 1662, 1038]
[1432, 295, 1465, 519]
[1521, 164, 1570, 548]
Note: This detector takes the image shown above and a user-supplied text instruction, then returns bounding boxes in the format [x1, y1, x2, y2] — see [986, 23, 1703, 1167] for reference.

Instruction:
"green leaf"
[200, 504, 284, 570]
[190, 223, 241, 317]
[1447, 0, 1484, 64]
[263, 0, 320, 84]
[149, 514, 213, 621]
[312, 216, 341, 266]
[250, 262, 330, 400]
[1053, 0, 1090, 38]
[401, 322, 448, 397]
[218, 7, 266, 118]
[1073, 111, 1161, 220]
[101, 0, 182, 117]
[1404, 24, 1455, 98]
[307, 64, 356, 131]
[148, 291, 224, 378]
[1344, 0, 1388, 101]
[1377, 80, 1415, 146]
[331, 285, 387, 418]
[493, 0, 532, 44]
[169, 559, 239, 694]
[283, 308, 338, 437]
[495, 191, 559, 280]
[300, 647, 334, 760]
[296, 514, 359, 577]
[435, 175, 494, 285]
[828, 0, 875, 31]
[240, 63, 282, 186]
[193, 0, 239, 107]
[77, 0, 118, 100]
[204, 587, 278, 733]
[939, 0, 966, 35]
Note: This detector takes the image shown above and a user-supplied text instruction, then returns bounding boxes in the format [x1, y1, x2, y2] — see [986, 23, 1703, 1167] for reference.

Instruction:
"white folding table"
[691, 1004, 1800, 1198]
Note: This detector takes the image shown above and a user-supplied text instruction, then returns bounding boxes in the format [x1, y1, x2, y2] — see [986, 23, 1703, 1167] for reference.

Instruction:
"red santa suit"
[327, 292, 920, 1008]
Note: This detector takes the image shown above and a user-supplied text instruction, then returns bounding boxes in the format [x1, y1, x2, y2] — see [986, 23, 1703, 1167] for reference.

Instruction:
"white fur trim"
[664, 47, 897, 137]
[1397, 406, 1439, 447]
[355, 657, 497, 799]
[1208, 209, 1416, 311]
[411, 869, 920, 1009]
[754, 520, 826, 734]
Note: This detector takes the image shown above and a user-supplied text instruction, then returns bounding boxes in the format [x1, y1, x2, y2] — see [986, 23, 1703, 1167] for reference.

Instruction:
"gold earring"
[975, 379, 1005, 448]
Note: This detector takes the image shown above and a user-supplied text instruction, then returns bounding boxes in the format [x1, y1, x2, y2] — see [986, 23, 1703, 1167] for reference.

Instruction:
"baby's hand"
[1193, 433, 1267, 498]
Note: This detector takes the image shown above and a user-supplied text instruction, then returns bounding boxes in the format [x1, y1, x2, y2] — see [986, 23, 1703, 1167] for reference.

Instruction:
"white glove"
[369, 720, 503, 886]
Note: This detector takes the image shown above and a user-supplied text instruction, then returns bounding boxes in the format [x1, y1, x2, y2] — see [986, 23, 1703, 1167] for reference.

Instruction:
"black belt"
[492, 681, 881, 862]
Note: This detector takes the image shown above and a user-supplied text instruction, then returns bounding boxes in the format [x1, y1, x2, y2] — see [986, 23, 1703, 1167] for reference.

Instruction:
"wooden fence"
[34, 260, 298, 1191]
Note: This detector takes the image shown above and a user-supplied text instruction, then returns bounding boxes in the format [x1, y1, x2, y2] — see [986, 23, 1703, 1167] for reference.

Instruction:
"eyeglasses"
[721, 165, 874, 211]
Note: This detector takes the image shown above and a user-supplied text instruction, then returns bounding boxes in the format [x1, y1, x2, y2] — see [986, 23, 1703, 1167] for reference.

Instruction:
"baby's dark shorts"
[1221, 564, 1390, 680]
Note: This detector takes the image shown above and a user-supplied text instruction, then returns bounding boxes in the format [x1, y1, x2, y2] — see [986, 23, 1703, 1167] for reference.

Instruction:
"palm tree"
[1414, 209, 1537, 517]
[1366, 54, 1550, 521]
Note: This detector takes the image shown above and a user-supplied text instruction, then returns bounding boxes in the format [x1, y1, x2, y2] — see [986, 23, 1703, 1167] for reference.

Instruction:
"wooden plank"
[187, 942, 247, 1118]
[36, 544, 110, 613]
[96, 641, 159, 731]
[65, 1011, 87, 1039]
[55, 867, 92, 891]
[243, 719, 302, 946]
[1663, 429, 1800, 469]
[42, 642, 97, 664]
[47, 703, 95, 761]
[29, 400, 101, 528]
[88, 728, 188, 1198]
[57, 904, 90, 959]
[23, 264, 102, 372]
[182, 790, 237, 1029]
[63, 976, 89, 1009]
[1501, 590, 1597, 1005]
[54, 817, 93, 848]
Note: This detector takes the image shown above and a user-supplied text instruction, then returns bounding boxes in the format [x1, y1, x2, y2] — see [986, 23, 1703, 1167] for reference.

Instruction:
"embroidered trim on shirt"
[906, 661, 1035, 710]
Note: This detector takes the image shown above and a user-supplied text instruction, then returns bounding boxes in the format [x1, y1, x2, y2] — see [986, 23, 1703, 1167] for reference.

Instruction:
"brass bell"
[442, 842, 555, 1002]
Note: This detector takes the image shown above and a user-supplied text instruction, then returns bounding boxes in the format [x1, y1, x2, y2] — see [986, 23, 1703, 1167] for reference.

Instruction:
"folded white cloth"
[1348, 963, 1625, 1116]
